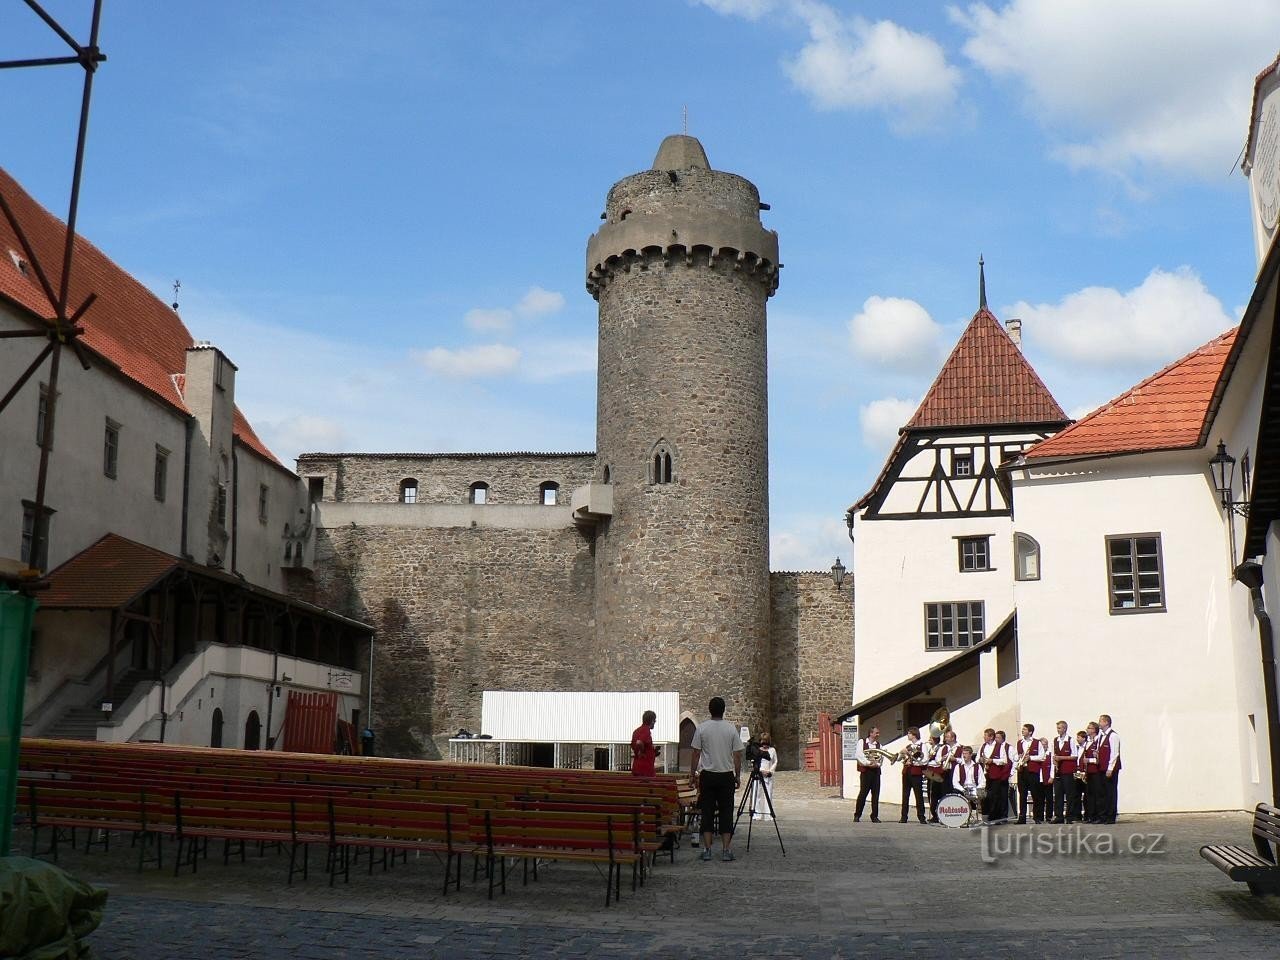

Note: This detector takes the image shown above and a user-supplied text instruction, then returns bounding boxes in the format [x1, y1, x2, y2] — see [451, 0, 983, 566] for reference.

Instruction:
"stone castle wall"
[769, 572, 854, 768]
[306, 520, 595, 759]
[297, 453, 596, 505]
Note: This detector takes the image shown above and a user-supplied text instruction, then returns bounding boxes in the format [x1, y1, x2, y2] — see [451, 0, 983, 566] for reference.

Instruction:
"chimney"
[1005, 317, 1022, 349]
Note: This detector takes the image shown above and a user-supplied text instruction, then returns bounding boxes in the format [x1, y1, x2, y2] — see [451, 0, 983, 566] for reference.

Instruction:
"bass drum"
[935, 793, 972, 828]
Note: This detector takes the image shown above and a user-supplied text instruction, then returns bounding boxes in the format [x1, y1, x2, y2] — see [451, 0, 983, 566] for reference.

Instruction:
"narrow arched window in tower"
[539, 481, 559, 505]
[399, 478, 418, 504]
[648, 440, 676, 484]
[469, 481, 489, 504]
[602, 465, 611, 483]
[1013, 532, 1041, 581]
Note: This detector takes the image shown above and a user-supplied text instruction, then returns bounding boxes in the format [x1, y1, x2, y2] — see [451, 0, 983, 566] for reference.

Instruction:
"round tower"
[585, 135, 780, 735]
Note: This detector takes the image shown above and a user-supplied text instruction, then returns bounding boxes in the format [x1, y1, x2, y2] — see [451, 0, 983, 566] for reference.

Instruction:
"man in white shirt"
[1095, 714, 1122, 824]
[690, 696, 744, 861]
[1050, 720, 1081, 824]
[853, 726, 884, 823]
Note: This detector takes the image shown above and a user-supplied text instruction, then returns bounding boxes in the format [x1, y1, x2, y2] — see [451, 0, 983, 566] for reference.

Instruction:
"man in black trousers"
[854, 726, 884, 823]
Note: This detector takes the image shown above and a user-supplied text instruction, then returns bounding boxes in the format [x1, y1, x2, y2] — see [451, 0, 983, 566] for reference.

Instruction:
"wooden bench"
[325, 796, 475, 894]
[476, 808, 641, 906]
[1200, 802, 1280, 895]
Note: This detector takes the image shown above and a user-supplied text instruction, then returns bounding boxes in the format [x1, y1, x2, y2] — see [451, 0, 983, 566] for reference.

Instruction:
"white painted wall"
[851, 511, 1016, 706]
[1013, 452, 1267, 812]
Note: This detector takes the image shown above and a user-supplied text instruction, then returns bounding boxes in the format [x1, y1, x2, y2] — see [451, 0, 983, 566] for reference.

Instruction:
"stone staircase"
[43, 671, 150, 741]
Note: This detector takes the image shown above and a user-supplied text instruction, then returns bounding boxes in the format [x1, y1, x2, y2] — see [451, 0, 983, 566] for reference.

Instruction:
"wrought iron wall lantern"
[830, 557, 846, 590]
[1209, 440, 1251, 517]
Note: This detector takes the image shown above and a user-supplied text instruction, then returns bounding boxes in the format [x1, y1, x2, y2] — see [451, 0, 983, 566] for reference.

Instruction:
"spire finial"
[978, 255, 987, 311]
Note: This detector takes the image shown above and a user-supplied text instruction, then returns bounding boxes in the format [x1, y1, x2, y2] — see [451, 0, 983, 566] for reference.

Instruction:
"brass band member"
[1094, 714, 1122, 824]
[853, 726, 884, 823]
[1050, 720, 1081, 824]
[1081, 721, 1100, 823]
[926, 730, 957, 823]
[953, 745, 985, 819]
[898, 726, 928, 824]
[1014, 723, 1047, 824]
[975, 728, 997, 819]
[985, 730, 1014, 822]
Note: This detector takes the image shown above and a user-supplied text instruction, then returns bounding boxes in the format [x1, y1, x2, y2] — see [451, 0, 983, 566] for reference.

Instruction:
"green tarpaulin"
[0, 856, 106, 959]
[1, 590, 36, 858]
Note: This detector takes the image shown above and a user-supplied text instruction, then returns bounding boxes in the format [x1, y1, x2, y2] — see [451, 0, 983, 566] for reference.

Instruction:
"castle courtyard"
[22, 772, 1280, 959]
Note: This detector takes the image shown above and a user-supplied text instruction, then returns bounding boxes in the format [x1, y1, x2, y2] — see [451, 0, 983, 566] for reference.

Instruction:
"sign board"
[841, 720, 860, 761]
[1246, 60, 1280, 266]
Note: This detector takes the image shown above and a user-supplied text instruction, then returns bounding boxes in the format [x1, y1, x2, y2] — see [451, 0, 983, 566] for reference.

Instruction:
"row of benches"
[18, 738, 695, 906]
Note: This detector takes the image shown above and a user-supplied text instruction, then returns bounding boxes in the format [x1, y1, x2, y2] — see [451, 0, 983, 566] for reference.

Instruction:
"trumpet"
[863, 747, 901, 765]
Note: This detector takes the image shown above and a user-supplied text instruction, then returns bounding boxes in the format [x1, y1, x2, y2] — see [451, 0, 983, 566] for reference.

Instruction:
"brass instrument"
[926, 707, 952, 741]
[863, 747, 900, 765]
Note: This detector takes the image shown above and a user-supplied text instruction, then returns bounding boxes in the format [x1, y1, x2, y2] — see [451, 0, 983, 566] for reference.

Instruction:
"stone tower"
[585, 135, 780, 734]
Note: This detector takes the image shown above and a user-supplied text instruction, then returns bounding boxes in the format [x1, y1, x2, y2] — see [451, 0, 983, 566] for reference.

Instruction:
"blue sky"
[2, 1, 1276, 569]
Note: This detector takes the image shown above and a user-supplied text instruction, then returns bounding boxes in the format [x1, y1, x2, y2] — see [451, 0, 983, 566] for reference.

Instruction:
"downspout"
[1235, 560, 1280, 806]
[179, 416, 194, 560]
[230, 446, 239, 575]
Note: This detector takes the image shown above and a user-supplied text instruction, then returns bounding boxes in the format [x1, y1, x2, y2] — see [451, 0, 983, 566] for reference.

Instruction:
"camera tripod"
[731, 761, 786, 855]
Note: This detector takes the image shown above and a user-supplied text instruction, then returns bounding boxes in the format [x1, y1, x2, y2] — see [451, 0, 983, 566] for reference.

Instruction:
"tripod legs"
[731, 770, 786, 856]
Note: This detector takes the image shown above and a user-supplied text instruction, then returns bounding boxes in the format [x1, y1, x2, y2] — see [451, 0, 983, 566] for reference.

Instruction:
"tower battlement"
[586, 139, 780, 300]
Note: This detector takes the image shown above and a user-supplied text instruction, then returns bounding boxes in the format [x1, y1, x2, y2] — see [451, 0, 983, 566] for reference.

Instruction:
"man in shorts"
[690, 696, 744, 862]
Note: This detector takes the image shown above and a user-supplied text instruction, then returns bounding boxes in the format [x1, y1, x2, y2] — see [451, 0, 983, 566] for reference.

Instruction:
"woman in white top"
[752, 732, 778, 820]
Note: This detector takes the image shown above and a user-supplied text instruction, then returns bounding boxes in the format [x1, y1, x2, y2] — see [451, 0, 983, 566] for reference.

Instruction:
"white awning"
[480, 691, 680, 744]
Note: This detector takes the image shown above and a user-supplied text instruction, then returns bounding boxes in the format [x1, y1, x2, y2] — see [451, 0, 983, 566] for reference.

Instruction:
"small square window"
[953, 453, 973, 477]
[103, 419, 120, 479]
[958, 536, 992, 572]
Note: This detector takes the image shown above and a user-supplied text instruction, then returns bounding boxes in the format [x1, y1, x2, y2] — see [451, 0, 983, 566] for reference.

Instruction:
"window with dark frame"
[470, 481, 488, 504]
[953, 453, 973, 477]
[308, 477, 324, 503]
[154, 447, 169, 502]
[399, 478, 418, 504]
[258, 484, 269, 523]
[216, 483, 228, 528]
[1106, 534, 1165, 612]
[924, 601, 985, 650]
[540, 481, 559, 505]
[20, 501, 51, 570]
[957, 535, 992, 572]
[103, 419, 119, 478]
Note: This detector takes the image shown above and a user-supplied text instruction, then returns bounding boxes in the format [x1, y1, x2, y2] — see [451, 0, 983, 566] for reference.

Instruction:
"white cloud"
[786, 3, 961, 126]
[951, 0, 1280, 178]
[858, 396, 917, 452]
[694, 0, 777, 19]
[1013, 267, 1234, 367]
[521, 338, 597, 382]
[464, 286, 565, 332]
[770, 513, 851, 572]
[516, 286, 566, 318]
[258, 414, 349, 456]
[1067, 403, 1100, 422]
[464, 307, 514, 332]
[848, 295, 943, 369]
[414, 344, 521, 378]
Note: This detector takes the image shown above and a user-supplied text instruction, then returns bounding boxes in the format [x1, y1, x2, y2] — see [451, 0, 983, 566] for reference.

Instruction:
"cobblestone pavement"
[19, 773, 1280, 958]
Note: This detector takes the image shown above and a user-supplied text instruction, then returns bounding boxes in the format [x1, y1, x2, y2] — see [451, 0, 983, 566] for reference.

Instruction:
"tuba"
[864, 747, 901, 765]
[926, 707, 952, 741]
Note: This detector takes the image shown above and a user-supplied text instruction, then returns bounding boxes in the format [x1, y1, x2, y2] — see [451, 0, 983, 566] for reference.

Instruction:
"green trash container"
[1, 590, 37, 858]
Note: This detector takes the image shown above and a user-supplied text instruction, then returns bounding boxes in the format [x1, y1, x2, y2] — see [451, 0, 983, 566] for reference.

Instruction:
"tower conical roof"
[906, 307, 1067, 429]
[652, 134, 710, 171]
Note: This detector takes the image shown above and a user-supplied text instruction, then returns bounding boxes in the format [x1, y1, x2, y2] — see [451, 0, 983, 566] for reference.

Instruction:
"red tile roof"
[1023, 328, 1238, 461]
[907, 308, 1068, 429]
[0, 167, 282, 467]
[40, 533, 178, 609]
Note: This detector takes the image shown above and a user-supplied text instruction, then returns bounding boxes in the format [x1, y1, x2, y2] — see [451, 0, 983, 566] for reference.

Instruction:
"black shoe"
[854, 817, 861, 823]
[929, 817, 939, 824]
[918, 819, 927, 824]
[899, 818, 908, 823]
[1051, 818, 1065, 824]
[871, 817, 881, 823]
[1016, 818, 1027, 824]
